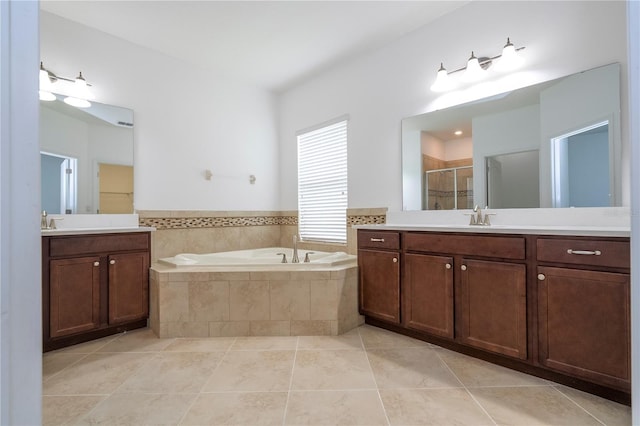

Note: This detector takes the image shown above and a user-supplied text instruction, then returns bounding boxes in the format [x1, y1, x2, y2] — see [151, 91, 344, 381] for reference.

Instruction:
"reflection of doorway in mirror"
[98, 163, 133, 214]
[486, 150, 539, 209]
[551, 121, 610, 208]
[41, 152, 78, 214]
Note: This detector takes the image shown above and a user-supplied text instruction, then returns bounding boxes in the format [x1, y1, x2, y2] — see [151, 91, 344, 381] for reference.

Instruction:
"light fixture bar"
[445, 46, 525, 76]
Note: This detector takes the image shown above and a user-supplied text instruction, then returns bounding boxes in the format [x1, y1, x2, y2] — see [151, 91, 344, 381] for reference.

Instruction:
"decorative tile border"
[347, 215, 386, 226]
[139, 212, 386, 230]
[139, 215, 297, 230]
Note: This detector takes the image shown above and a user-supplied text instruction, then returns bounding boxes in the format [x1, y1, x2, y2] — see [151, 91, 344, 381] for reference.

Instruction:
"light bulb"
[70, 72, 95, 100]
[430, 63, 455, 92]
[39, 62, 56, 101]
[497, 38, 523, 71]
[463, 51, 485, 82]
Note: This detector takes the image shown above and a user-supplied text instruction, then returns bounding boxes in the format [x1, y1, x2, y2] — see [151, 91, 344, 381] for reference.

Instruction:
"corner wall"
[40, 12, 280, 212]
[278, 1, 629, 211]
[139, 208, 387, 262]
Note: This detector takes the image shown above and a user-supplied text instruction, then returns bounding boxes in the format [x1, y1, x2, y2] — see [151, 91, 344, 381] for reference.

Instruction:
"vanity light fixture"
[39, 62, 56, 101]
[454, 130, 463, 136]
[430, 37, 525, 92]
[38, 62, 95, 108]
[63, 72, 94, 108]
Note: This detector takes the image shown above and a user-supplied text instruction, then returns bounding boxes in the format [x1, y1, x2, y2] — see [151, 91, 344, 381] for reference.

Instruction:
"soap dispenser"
[41, 210, 48, 229]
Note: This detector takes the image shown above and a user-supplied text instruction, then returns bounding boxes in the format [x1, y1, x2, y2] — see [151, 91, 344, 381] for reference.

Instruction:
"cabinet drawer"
[404, 233, 525, 260]
[537, 238, 629, 269]
[48, 233, 150, 257]
[358, 231, 400, 250]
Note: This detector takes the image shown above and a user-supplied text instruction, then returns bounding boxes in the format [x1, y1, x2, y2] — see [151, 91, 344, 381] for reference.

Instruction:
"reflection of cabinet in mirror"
[97, 163, 134, 214]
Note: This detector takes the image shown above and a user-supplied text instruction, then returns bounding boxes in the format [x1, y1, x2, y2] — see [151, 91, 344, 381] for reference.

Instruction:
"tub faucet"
[292, 234, 300, 263]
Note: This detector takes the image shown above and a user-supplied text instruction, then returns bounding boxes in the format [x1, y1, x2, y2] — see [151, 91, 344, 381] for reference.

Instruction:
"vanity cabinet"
[403, 232, 527, 358]
[402, 253, 454, 338]
[536, 238, 630, 391]
[357, 231, 400, 324]
[357, 228, 631, 403]
[43, 232, 151, 351]
[49, 256, 101, 338]
[460, 259, 527, 359]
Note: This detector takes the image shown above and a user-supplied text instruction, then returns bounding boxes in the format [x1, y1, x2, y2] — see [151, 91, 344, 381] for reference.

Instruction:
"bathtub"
[158, 247, 356, 269]
[150, 247, 363, 338]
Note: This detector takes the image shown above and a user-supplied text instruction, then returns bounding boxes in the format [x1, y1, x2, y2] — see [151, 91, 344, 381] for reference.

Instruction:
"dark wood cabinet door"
[460, 259, 527, 359]
[537, 266, 630, 390]
[358, 249, 400, 324]
[49, 256, 101, 338]
[402, 253, 454, 338]
[108, 252, 149, 325]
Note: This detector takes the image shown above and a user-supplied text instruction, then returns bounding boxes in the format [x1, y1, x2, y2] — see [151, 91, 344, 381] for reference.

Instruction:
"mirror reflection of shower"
[41, 152, 78, 214]
[551, 121, 611, 208]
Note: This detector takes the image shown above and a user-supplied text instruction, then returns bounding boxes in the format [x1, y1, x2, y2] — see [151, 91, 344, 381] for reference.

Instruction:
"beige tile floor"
[43, 325, 631, 425]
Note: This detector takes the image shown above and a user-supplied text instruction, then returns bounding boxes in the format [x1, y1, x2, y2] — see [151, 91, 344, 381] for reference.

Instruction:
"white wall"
[278, 1, 628, 211]
[0, 1, 42, 423]
[627, 1, 640, 421]
[40, 11, 280, 211]
[444, 138, 472, 161]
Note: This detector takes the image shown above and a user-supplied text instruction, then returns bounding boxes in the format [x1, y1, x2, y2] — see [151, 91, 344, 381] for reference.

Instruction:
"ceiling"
[40, 1, 468, 92]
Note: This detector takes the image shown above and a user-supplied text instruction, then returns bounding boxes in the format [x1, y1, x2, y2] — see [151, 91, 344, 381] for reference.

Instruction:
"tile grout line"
[433, 349, 499, 426]
[359, 327, 392, 426]
[281, 336, 300, 426]
[551, 385, 607, 426]
[69, 354, 162, 422]
[176, 335, 238, 426]
[43, 332, 123, 384]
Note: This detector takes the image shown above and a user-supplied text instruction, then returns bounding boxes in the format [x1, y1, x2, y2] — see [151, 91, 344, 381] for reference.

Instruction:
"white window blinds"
[297, 119, 348, 244]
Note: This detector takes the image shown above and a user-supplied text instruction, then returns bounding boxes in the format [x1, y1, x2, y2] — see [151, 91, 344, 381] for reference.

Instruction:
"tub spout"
[292, 234, 300, 263]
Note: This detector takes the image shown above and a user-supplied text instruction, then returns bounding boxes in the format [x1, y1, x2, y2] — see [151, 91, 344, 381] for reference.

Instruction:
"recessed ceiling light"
[454, 130, 463, 136]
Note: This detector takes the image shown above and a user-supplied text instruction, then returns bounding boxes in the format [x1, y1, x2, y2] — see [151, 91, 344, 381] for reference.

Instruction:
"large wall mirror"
[40, 96, 134, 214]
[402, 63, 621, 210]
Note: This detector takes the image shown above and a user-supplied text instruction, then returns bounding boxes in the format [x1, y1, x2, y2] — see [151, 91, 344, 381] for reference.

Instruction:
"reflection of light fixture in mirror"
[64, 72, 93, 108]
[430, 63, 455, 92]
[454, 130, 463, 136]
[430, 38, 525, 92]
[39, 62, 56, 101]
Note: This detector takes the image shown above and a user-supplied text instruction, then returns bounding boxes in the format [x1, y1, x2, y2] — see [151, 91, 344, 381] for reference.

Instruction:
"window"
[297, 118, 348, 244]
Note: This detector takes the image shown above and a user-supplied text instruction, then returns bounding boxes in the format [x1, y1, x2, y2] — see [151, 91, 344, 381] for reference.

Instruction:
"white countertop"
[355, 224, 630, 237]
[368, 207, 631, 237]
[41, 226, 155, 236]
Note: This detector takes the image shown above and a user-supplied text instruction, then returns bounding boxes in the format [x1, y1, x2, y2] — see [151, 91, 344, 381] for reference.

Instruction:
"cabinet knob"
[461, 265, 467, 271]
[392, 257, 398, 263]
[93, 261, 100, 267]
[109, 260, 116, 265]
[538, 274, 546, 281]
[445, 263, 451, 269]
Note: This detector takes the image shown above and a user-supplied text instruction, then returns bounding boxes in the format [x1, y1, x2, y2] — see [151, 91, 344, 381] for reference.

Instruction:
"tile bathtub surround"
[138, 208, 387, 260]
[42, 326, 631, 426]
[149, 264, 363, 338]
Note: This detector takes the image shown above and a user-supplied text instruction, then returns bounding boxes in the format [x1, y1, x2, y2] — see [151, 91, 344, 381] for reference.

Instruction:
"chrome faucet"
[466, 205, 495, 226]
[292, 234, 300, 263]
